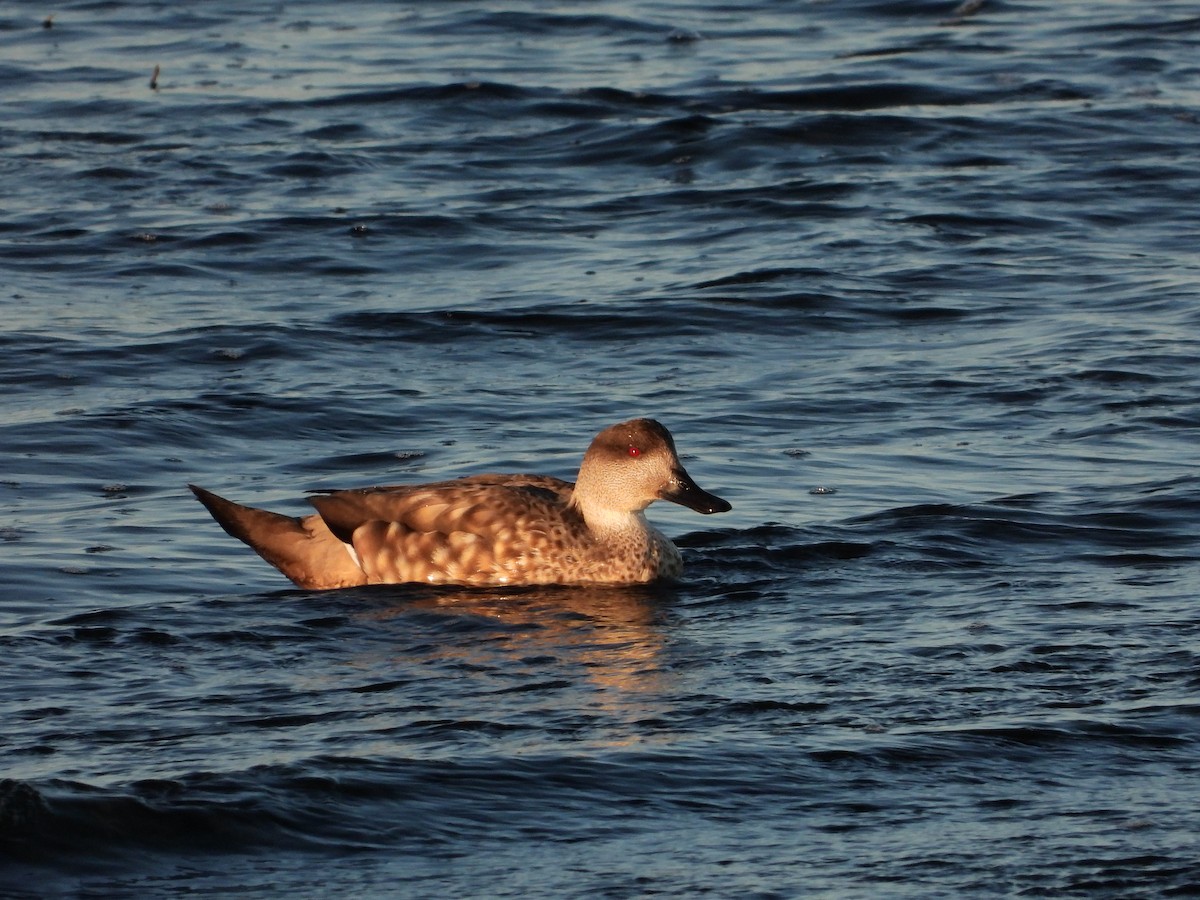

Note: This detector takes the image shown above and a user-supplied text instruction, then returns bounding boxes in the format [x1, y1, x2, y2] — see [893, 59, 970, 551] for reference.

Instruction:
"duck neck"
[577, 502, 647, 537]
[570, 476, 648, 536]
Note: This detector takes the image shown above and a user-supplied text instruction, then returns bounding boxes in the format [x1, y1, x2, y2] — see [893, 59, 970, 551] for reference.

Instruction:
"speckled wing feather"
[308, 474, 585, 586]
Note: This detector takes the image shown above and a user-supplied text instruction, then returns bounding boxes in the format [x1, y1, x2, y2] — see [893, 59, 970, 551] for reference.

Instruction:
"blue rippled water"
[3, 1, 1200, 895]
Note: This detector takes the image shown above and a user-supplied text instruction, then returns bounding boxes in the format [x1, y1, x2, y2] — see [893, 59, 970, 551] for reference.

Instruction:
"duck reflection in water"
[352, 583, 682, 736]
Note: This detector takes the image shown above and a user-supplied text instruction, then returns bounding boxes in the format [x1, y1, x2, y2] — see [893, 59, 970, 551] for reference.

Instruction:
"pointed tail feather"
[188, 485, 367, 590]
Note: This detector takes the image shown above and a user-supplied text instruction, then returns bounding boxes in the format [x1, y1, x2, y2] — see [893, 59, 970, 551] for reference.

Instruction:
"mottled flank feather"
[191, 418, 731, 589]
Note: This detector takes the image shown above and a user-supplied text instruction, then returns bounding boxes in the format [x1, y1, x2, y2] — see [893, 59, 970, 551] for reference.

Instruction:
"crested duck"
[190, 418, 730, 589]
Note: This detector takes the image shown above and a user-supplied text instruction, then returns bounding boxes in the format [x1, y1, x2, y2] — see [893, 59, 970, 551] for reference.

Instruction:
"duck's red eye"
[628, 446, 641, 457]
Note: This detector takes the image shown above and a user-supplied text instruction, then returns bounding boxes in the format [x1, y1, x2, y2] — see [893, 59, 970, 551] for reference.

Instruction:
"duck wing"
[308, 475, 580, 585]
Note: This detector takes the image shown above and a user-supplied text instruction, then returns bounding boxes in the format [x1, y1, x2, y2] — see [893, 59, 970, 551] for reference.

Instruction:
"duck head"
[571, 418, 731, 528]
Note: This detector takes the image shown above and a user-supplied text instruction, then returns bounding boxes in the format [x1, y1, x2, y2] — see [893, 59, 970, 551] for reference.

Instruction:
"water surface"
[2, 1, 1200, 895]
